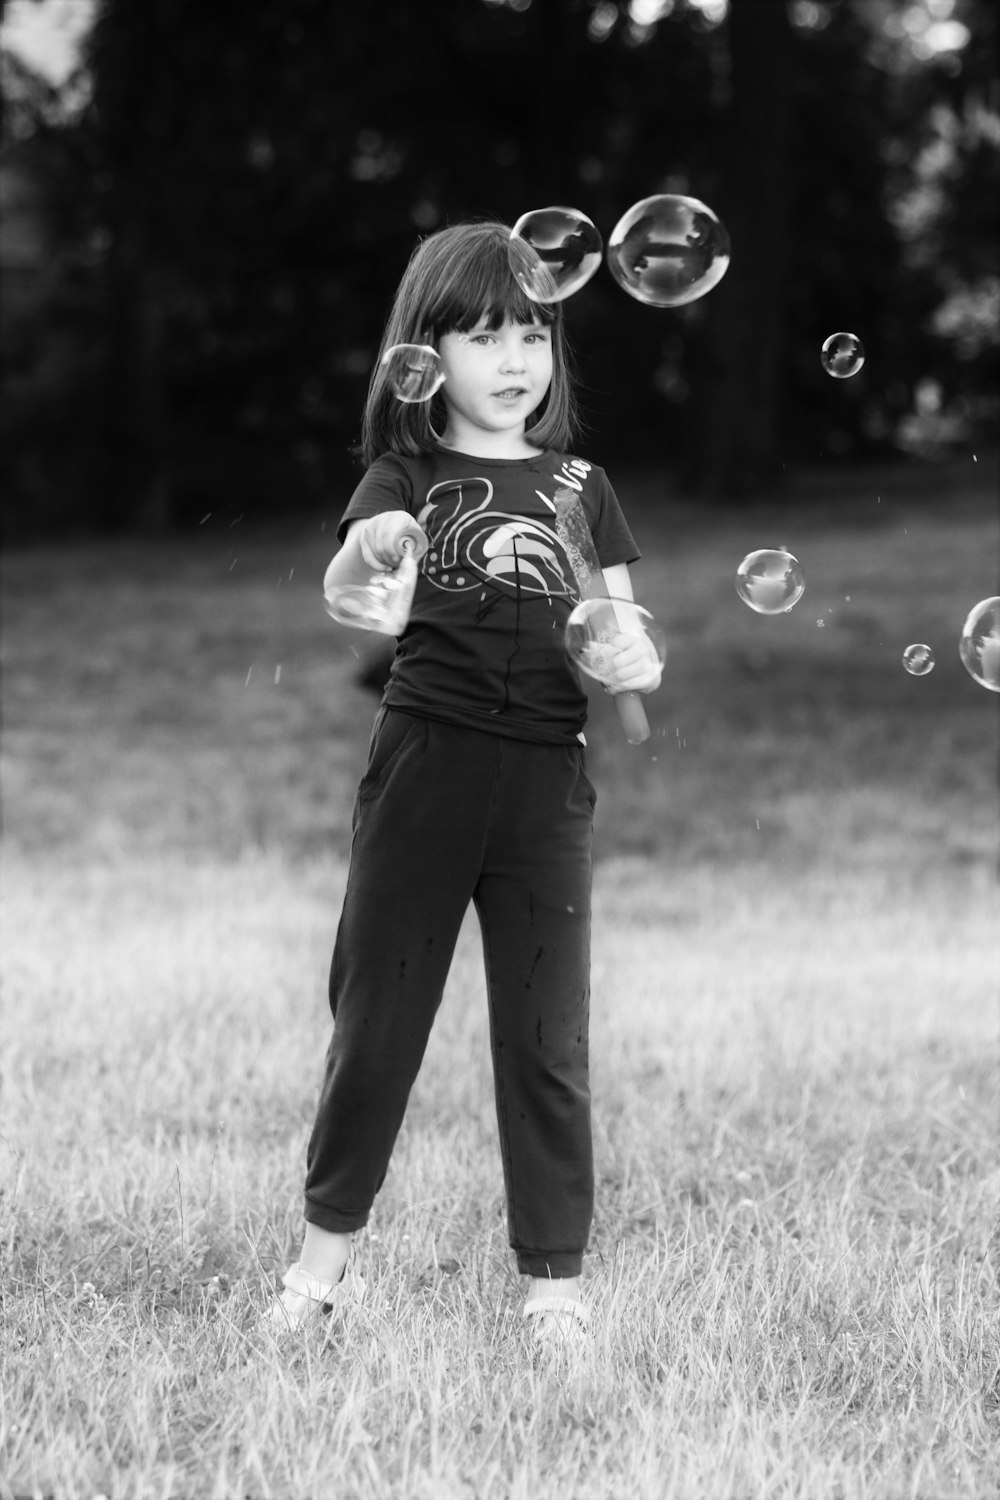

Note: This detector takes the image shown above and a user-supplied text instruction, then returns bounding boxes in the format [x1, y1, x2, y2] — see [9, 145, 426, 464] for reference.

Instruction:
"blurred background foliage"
[0, 0, 997, 539]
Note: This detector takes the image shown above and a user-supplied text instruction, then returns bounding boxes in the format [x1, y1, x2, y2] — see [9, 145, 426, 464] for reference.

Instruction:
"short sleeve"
[336, 454, 416, 544]
[589, 467, 641, 570]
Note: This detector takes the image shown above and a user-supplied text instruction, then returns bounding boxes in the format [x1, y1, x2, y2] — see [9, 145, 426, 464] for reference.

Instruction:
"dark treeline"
[1, 0, 997, 537]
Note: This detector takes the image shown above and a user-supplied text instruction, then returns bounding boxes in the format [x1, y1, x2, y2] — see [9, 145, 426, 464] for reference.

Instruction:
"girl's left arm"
[598, 562, 662, 694]
[601, 563, 634, 601]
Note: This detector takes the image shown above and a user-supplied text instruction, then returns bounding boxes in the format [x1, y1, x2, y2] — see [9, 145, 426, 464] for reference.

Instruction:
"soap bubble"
[606, 194, 730, 308]
[735, 549, 806, 615]
[508, 206, 604, 303]
[959, 596, 1000, 692]
[323, 585, 394, 630]
[821, 332, 865, 379]
[381, 344, 444, 403]
[324, 536, 426, 634]
[902, 643, 935, 676]
[324, 557, 420, 634]
[564, 597, 666, 684]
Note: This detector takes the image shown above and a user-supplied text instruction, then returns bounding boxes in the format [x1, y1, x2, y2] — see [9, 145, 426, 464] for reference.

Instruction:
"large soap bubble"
[508, 206, 604, 303]
[959, 596, 1000, 692]
[606, 194, 730, 307]
[564, 597, 666, 684]
[735, 549, 806, 615]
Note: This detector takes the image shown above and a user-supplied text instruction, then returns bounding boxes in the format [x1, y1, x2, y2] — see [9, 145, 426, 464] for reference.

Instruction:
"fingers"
[610, 671, 661, 693]
[602, 634, 662, 694]
[361, 514, 428, 570]
[610, 664, 661, 693]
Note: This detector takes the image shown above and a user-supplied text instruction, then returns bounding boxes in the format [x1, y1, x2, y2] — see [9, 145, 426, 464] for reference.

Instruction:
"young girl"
[268, 220, 661, 1343]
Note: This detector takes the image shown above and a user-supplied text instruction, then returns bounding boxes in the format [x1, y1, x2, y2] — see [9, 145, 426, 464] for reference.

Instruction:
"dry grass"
[2, 854, 997, 1498]
[2, 456, 999, 1497]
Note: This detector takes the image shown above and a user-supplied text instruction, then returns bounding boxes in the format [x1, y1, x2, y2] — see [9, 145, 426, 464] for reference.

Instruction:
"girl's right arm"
[323, 520, 376, 593]
[323, 514, 427, 593]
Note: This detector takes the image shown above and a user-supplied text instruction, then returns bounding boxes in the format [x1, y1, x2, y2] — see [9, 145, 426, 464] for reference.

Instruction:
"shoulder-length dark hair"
[360, 220, 579, 467]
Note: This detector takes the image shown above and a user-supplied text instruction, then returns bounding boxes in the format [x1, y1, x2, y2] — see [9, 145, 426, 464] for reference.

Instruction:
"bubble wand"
[554, 488, 651, 745]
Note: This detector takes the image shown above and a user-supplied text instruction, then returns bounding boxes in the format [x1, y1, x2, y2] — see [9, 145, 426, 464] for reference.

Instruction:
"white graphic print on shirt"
[416, 476, 584, 602]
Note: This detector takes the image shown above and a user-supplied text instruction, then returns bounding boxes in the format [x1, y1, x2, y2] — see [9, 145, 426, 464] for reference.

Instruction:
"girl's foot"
[264, 1225, 359, 1333]
[264, 1259, 365, 1333]
[523, 1275, 590, 1347]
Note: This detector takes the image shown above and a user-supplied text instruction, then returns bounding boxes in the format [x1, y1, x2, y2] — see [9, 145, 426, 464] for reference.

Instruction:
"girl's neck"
[437, 427, 543, 460]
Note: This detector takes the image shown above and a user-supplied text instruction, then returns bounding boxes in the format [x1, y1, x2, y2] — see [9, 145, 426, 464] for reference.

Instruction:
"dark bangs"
[421, 223, 559, 340]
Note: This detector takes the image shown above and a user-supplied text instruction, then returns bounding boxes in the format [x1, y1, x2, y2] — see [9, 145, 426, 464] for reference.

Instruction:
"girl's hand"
[601, 631, 663, 694]
[360, 513, 429, 571]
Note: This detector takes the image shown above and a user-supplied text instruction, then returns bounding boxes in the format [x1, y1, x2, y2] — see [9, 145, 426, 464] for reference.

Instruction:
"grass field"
[2, 456, 999, 1498]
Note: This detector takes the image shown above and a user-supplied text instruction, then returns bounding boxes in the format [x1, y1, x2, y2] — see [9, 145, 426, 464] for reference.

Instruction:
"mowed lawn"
[2, 457, 998, 1499]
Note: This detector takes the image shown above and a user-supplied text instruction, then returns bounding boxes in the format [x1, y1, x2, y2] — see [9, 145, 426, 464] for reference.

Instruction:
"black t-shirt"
[338, 446, 640, 745]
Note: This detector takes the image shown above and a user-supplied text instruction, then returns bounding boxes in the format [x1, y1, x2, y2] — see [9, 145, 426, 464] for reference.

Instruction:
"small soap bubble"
[381, 343, 444, 403]
[564, 597, 666, 684]
[821, 332, 865, 378]
[959, 596, 1000, 692]
[606, 194, 730, 307]
[902, 643, 935, 676]
[735, 549, 806, 615]
[508, 206, 603, 303]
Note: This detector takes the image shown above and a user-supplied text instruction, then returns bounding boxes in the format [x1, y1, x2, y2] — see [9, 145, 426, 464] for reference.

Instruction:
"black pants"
[303, 709, 596, 1277]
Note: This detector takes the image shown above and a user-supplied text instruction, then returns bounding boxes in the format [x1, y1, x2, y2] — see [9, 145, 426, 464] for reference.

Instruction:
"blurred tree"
[866, 0, 1000, 455]
[0, 43, 107, 537]
[681, 0, 793, 495]
[1, 0, 996, 533]
[72, 0, 732, 521]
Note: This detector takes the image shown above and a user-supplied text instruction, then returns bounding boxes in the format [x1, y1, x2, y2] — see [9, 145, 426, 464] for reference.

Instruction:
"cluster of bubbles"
[379, 194, 732, 404]
[508, 196, 731, 309]
[368, 194, 999, 704]
[731, 547, 998, 694]
[725, 285, 994, 692]
[380, 195, 731, 405]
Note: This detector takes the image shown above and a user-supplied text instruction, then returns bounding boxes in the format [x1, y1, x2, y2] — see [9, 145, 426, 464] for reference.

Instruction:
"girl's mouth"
[494, 388, 527, 400]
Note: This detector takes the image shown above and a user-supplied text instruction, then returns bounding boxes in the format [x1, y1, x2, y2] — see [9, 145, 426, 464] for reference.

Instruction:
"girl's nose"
[499, 338, 526, 372]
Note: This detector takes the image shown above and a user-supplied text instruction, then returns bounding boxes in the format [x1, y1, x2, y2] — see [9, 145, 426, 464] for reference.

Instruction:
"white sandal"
[523, 1295, 591, 1347]
[264, 1260, 365, 1333]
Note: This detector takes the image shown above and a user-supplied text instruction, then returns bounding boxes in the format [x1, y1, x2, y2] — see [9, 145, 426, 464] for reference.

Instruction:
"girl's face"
[435, 316, 554, 454]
